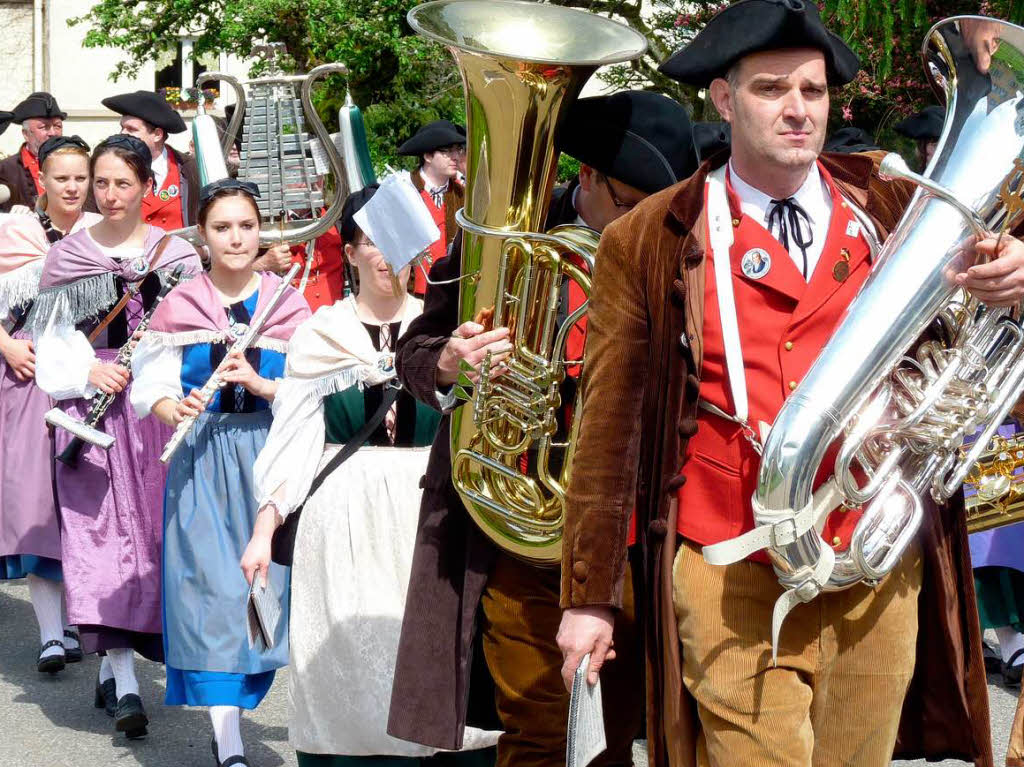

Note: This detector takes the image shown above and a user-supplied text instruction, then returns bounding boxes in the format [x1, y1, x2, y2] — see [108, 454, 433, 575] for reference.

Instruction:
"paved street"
[0, 578, 1017, 766]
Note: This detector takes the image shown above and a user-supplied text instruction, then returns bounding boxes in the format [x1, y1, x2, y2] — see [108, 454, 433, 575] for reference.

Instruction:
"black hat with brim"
[660, 0, 860, 87]
[0, 111, 14, 137]
[823, 126, 879, 153]
[339, 184, 380, 243]
[12, 92, 67, 122]
[894, 105, 945, 141]
[397, 120, 466, 156]
[102, 91, 187, 134]
[692, 121, 732, 164]
[558, 90, 697, 195]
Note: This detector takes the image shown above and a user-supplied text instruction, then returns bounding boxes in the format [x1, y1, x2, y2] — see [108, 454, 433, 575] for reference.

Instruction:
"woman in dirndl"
[30, 134, 201, 737]
[0, 135, 100, 674]
[131, 178, 309, 767]
[241, 185, 498, 766]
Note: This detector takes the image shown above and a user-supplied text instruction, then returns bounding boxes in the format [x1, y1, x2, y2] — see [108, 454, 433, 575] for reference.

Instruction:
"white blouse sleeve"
[130, 338, 183, 417]
[34, 308, 99, 401]
[253, 376, 328, 518]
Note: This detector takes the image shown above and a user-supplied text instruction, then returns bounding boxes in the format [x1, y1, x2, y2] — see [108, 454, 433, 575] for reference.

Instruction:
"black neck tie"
[767, 197, 813, 278]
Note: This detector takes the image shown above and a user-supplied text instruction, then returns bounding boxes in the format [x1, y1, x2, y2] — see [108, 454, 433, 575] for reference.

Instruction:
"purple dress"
[29, 226, 201, 658]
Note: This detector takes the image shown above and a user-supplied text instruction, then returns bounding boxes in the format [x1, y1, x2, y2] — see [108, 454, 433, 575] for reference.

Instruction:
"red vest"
[677, 163, 872, 561]
[416, 189, 447, 297]
[290, 222, 345, 311]
[20, 146, 43, 197]
[141, 151, 185, 232]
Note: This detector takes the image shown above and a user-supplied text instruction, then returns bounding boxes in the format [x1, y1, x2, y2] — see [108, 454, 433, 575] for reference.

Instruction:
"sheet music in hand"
[566, 653, 607, 767]
[246, 570, 281, 651]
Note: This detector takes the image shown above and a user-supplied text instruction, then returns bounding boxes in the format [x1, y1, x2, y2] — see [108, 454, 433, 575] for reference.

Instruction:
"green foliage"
[71, 0, 465, 172]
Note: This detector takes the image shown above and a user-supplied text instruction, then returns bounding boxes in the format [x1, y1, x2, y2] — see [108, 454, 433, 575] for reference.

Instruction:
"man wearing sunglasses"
[397, 119, 467, 296]
[0, 92, 66, 212]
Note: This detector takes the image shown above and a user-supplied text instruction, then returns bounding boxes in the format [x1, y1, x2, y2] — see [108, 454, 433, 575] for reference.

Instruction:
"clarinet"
[159, 263, 301, 464]
[56, 265, 187, 467]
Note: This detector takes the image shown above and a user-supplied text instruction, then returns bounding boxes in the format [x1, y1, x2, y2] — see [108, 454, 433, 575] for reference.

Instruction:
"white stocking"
[106, 648, 139, 697]
[27, 574, 64, 658]
[99, 654, 114, 684]
[60, 587, 78, 649]
[210, 706, 244, 761]
[996, 625, 1024, 665]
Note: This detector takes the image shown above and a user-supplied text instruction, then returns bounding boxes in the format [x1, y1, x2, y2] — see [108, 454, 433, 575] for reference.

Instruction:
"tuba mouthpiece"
[878, 152, 912, 182]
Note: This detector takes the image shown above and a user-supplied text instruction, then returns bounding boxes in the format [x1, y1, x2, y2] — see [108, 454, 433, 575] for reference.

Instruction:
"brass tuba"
[408, 0, 647, 564]
[717, 16, 1024, 654]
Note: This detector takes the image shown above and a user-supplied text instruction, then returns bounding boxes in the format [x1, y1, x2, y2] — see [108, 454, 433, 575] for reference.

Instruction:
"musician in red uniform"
[101, 90, 200, 229]
[397, 119, 465, 296]
[557, 2, 1024, 766]
[0, 92, 65, 211]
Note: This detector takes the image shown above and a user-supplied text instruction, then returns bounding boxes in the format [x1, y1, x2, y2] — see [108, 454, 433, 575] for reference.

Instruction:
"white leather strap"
[706, 166, 749, 425]
[770, 542, 836, 664]
[702, 477, 842, 565]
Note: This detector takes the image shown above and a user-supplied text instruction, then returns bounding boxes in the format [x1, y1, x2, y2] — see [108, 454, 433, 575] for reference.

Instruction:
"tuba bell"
[726, 15, 1024, 653]
[408, 0, 647, 564]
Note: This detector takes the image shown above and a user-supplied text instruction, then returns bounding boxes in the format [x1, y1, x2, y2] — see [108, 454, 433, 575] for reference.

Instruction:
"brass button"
[831, 536, 842, 547]
[788, 381, 797, 391]
[731, 218, 740, 227]
[784, 341, 794, 351]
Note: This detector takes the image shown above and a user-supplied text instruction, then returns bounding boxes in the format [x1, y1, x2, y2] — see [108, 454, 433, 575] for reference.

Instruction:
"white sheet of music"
[567, 653, 606, 767]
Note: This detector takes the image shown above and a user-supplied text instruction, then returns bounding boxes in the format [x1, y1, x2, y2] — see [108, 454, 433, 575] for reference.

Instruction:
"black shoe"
[220, 757, 251, 767]
[114, 693, 148, 738]
[36, 640, 65, 674]
[1003, 649, 1024, 687]
[63, 630, 83, 663]
[211, 736, 219, 765]
[93, 674, 117, 717]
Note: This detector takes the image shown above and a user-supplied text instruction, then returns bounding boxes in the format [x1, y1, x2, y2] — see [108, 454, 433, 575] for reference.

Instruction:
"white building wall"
[0, 0, 252, 157]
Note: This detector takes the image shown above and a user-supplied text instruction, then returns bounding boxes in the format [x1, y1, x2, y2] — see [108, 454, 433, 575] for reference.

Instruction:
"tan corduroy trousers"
[673, 539, 923, 767]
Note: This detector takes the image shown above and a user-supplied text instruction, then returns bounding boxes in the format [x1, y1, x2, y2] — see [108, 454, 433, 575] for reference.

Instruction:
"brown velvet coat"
[561, 150, 993, 767]
[0, 146, 38, 212]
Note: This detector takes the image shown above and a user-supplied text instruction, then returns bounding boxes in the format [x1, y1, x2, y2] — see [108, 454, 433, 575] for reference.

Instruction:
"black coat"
[0, 146, 38, 212]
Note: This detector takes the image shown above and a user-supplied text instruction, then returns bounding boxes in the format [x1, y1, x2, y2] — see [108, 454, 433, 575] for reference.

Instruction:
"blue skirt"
[0, 555, 62, 581]
[162, 410, 289, 687]
[165, 666, 276, 709]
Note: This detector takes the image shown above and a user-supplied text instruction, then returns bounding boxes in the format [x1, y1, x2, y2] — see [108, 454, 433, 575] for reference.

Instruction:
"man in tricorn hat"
[101, 90, 200, 229]
[397, 119, 466, 296]
[556, 1, 1024, 765]
[0, 92, 65, 212]
[895, 104, 944, 169]
[387, 90, 696, 767]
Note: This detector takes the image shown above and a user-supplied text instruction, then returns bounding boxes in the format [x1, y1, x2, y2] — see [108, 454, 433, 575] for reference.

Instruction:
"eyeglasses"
[355, 237, 377, 249]
[435, 145, 466, 158]
[599, 173, 638, 211]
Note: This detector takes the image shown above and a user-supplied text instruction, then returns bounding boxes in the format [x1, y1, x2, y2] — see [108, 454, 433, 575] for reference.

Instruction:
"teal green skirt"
[975, 566, 1024, 630]
[296, 749, 495, 767]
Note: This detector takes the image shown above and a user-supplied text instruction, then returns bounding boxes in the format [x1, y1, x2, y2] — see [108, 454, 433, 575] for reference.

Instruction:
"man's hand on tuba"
[436, 321, 513, 386]
[957, 235, 1024, 307]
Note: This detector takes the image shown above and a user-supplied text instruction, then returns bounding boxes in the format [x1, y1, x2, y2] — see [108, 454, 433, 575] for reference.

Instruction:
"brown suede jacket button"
[684, 245, 704, 266]
[572, 561, 588, 582]
[649, 519, 668, 538]
[678, 416, 698, 437]
[685, 373, 701, 397]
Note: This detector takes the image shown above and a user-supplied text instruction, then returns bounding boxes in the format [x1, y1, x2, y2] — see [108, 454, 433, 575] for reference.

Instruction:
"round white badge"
[230, 322, 248, 339]
[131, 256, 149, 275]
[166, 184, 179, 198]
[741, 248, 771, 279]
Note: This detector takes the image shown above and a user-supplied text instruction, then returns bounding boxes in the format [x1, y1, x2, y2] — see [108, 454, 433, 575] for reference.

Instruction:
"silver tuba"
[719, 15, 1024, 654]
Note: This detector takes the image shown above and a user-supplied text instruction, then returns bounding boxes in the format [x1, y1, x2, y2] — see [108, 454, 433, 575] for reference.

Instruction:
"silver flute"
[159, 263, 301, 464]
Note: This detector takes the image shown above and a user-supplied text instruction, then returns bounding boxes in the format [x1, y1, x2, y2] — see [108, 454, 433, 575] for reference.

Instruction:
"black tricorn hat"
[558, 90, 697, 194]
[660, 0, 860, 87]
[894, 105, 945, 141]
[691, 121, 732, 164]
[339, 184, 380, 243]
[12, 92, 66, 122]
[0, 111, 14, 137]
[397, 120, 466, 156]
[823, 126, 879, 153]
[102, 90, 187, 134]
